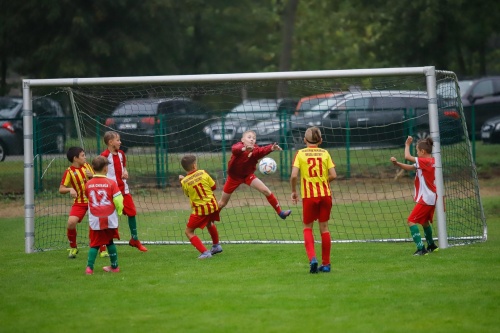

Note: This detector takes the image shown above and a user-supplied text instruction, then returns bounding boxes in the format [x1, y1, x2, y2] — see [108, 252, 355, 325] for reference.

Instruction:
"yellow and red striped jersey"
[60, 162, 94, 204]
[292, 147, 335, 199]
[181, 169, 219, 216]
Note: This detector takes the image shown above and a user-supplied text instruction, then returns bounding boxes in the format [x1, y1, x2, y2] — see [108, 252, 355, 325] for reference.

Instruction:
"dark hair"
[66, 147, 84, 162]
[417, 137, 433, 154]
[91, 156, 109, 172]
[304, 126, 322, 144]
[180, 155, 197, 171]
[103, 131, 119, 145]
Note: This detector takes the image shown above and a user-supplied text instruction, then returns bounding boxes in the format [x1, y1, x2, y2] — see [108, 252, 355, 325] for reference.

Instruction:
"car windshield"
[112, 101, 158, 116]
[0, 98, 22, 119]
[297, 97, 334, 112]
[226, 100, 278, 121]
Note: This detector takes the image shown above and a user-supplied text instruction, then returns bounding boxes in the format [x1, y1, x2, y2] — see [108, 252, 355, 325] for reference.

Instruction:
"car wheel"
[55, 134, 65, 153]
[0, 141, 6, 162]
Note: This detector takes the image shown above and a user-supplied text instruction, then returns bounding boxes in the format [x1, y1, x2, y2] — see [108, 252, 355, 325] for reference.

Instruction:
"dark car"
[0, 96, 66, 161]
[105, 98, 214, 152]
[460, 77, 500, 138]
[255, 91, 462, 149]
[202, 98, 298, 148]
[481, 116, 500, 143]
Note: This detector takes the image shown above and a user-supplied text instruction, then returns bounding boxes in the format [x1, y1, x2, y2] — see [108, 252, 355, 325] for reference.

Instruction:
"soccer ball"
[258, 157, 277, 175]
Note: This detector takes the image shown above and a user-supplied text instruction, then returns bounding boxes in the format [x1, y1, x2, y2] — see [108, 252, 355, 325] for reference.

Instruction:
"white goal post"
[22, 66, 486, 253]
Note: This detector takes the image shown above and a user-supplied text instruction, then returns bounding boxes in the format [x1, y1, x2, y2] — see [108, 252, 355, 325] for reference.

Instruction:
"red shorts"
[302, 196, 332, 224]
[122, 193, 137, 217]
[69, 203, 89, 222]
[89, 228, 120, 247]
[223, 174, 257, 194]
[408, 203, 435, 225]
[187, 211, 221, 229]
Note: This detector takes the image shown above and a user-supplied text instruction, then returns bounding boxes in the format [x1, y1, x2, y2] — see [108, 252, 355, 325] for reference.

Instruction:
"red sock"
[67, 228, 77, 248]
[207, 224, 219, 245]
[303, 228, 316, 261]
[100, 245, 107, 252]
[321, 231, 331, 265]
[266, 193, 281, 214]
[189, 235, 207, 253]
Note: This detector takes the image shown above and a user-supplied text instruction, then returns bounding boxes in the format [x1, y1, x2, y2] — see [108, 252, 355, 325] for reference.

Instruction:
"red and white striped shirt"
[413, 157, 437, 206]
[101, 149, 129, 195]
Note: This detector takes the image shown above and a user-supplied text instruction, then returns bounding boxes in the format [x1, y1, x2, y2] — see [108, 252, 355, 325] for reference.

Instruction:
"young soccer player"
[218, 130, 291, 219]
[179, 155, 223, 259]
[85, 156, 124, 275]
[59, 147, 107, 258]
[101, 131, 148, 252]
[290, 127, 337, 273]
[390, 135, 439, 256]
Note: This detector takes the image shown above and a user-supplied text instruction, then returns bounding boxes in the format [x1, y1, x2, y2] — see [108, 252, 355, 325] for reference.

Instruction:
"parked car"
[437, 79, 474, 101]
[481, 116, 500, 143]
[203, 98, 298, 148]
[255, 90, 462, 149]
[105, 98, 214, 152]
[255, 93, 343, 146]
[459, 77, 500, 138]
[0, 96, 66, 161]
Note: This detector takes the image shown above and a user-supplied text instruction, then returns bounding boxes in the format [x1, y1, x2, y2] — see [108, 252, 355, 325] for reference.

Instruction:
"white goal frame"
[23, 66, 449, 253]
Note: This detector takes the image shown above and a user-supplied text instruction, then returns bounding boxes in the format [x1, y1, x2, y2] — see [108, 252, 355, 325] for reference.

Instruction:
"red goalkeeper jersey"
[227, 142, 273, 180]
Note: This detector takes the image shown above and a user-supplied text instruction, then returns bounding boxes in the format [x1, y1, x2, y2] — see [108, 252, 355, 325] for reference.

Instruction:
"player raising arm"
[390, 135, 439, 256]
[218, 130, 291, 220]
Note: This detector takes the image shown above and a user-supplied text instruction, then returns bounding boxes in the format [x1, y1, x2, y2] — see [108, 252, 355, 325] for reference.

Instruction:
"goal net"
[24, 68, 486, 252]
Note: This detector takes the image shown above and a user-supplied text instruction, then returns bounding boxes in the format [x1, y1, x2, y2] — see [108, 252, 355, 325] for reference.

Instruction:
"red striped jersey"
[60, 162, 94, 204]
[413, 157, 437, 205]
[292, 147, 335, 199]
[101, 149, 129, 195]
[181, 169, 219, 216]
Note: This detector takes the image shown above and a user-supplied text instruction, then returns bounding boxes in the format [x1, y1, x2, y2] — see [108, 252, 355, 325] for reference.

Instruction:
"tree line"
[1, 0, 499, 96]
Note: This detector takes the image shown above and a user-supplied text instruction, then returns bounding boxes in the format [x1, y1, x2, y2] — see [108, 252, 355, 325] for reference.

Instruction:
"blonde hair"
[242, 130, 256, 138]
[103, 131, 119, 145]
[304, 127, 322, 145]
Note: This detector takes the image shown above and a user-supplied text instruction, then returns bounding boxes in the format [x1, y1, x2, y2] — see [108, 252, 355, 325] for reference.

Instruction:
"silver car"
[203, 99, 298, 148]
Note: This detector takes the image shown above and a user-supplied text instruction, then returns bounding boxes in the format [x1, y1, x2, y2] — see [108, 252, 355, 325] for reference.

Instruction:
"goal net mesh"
[29, 72, 486, 250]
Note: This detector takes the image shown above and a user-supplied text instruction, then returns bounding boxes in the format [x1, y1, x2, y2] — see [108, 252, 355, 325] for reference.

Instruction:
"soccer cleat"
[198, 250, 212, 259]
[210, 244, 223, 255]
[427, 243, 439, 253]
[129, 239, 148, 252]
[279, 210, 292, 220]
[310, 257, 319, 274]
[102, 266, 120, 273]
[99, 250, 110, 258]
[319, 264, 331, 273]
[413, 248, 429, 256]
[67, 248, 79, 259]
[85, 267, 94, 275]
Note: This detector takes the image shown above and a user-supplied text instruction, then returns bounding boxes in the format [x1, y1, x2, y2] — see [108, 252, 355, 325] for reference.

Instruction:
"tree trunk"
[277, 0, 299, 99]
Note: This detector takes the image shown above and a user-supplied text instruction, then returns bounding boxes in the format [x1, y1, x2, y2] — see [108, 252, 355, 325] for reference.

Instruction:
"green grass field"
[1, 194, 499, 332]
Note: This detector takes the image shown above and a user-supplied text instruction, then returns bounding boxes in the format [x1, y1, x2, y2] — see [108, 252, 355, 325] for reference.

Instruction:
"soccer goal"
[22, 67, 486, 253]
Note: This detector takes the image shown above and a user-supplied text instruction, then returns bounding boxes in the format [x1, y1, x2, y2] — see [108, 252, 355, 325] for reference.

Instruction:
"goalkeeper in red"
[391, 136, 439, 256]
[84, 156, 124, 275]
[290, 127, 337, 273]
[218, 130, 291, 219]
[179, 155, 222, 259]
